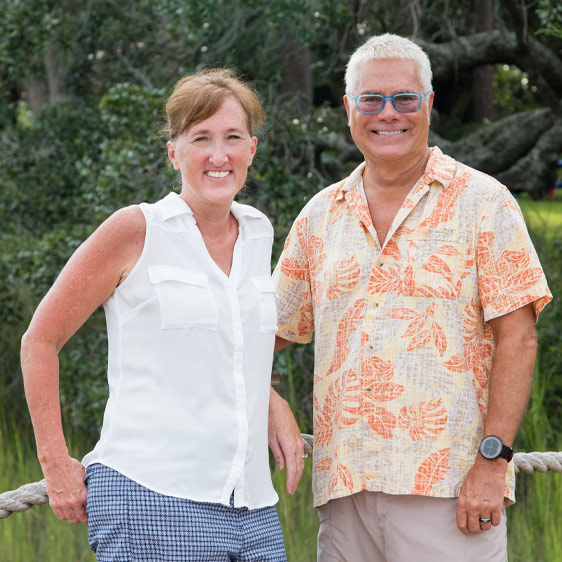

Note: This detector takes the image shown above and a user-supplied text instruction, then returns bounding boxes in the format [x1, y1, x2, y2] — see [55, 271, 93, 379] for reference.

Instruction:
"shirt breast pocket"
[148, 266, 218, 330]
[250, 275, 278, 334]
[407, 232, 469, 300]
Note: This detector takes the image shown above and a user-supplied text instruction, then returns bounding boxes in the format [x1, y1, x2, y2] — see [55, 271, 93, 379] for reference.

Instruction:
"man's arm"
[456, 303, 537, 535]
[268, 336, 305, 494]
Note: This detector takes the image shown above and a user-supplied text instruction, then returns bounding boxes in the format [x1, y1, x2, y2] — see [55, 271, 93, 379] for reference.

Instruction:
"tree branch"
[417, 31, 562, 110]
[430, 108, 553, 175]
[496, 115, 562, 197]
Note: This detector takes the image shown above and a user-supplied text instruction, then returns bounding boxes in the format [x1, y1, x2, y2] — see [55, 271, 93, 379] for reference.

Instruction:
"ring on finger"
[479, 516, 492, 524]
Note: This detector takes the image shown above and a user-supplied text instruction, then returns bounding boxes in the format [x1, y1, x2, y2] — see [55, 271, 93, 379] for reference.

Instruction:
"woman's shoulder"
[99, 205, 146, 240]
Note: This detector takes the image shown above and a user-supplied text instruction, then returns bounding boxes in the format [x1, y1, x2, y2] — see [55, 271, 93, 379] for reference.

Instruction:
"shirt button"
[373, 302, 379, 308]
[366, 387, 372, 393]
[377, 261, 384, 267]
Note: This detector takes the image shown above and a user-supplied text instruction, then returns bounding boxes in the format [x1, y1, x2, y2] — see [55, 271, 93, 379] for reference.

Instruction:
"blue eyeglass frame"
[349, 91, 433, 114]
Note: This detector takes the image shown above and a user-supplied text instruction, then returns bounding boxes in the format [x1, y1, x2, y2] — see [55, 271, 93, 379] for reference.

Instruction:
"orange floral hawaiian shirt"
[273, 147, 551, 508]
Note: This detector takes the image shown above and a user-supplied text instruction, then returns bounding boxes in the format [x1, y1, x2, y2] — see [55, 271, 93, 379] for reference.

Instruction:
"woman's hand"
[42, 454, 88, 524]
[268, 388, 304, 494]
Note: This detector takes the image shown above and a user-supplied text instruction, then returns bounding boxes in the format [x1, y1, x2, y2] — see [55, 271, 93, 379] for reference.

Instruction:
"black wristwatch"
[479, 435, 514, 462]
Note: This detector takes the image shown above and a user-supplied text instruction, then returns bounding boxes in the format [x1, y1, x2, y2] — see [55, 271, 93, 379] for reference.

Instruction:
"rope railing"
[1, 435, 562, 520]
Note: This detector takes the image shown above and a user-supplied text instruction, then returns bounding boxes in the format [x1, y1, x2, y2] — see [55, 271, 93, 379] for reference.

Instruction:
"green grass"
[0, 416, 95, 562]
[517, 191, 562, 238]
[272, 462, 318, 561]
[507, 365, 562, 562]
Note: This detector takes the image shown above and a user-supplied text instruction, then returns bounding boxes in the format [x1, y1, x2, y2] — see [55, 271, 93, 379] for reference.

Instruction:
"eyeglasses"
[348, 91, 432, 114]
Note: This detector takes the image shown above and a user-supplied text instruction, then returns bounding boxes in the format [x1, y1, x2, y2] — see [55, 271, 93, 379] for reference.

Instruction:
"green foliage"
[537, 0, 562, 38]
[493, 66, 542, 120]
[77, 82, 172, 222]
[0, 101, 103, 234]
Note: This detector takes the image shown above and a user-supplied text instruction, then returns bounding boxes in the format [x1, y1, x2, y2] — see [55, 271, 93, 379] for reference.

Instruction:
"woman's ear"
[248, 136, 258, 166]
[167, 140, 179, 170]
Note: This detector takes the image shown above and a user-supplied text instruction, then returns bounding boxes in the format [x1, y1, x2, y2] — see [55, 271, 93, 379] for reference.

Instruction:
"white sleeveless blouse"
[82, 192, 279, 509]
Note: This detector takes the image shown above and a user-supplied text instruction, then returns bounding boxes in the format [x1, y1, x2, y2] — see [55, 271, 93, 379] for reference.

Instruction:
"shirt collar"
[417, 146, 456, 191]
[336, 146, 456, 200]
[156, 192, 194, 221]
[155, 192, 263, 224]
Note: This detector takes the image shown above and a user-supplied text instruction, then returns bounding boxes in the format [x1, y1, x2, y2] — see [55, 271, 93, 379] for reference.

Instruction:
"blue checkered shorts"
[85, 463, 287, 561]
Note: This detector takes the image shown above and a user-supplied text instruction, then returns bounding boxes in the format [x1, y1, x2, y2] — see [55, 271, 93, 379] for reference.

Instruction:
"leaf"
[383, 239, 402, 260]
[363, 402, 397, 438]
[444, 354, 466, 373]
[361, 354, 394, 383]
[326, 299, 366, 376]
[403, 316, 428, 337]
[422, 255, 453, 284]
[432, 322, 447, 356]
[280, 257, 309, 281]
[369, 382, 405, 403]
[507, 268, 544, 294]
[308, 235, 326, 274]
[398, 399, 448, 441]
[407, 329, 432, 351]
[315, 458, 332, 471]
[297, 301, 314, 336]
[386, 307, 419, 321]
[337, 462, 354, 492]
[435, 244, 462, 257]
[411, 449, 450, 495]
[326, 256, 361, 300]
[295, 217, 308, 251]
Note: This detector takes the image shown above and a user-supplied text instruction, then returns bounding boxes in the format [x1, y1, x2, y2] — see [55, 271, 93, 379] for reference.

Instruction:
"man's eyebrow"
[358, 89, 413, 95]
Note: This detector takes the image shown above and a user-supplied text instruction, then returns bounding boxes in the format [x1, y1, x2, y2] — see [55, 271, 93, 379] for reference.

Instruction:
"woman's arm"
[21, 205, 145, 524]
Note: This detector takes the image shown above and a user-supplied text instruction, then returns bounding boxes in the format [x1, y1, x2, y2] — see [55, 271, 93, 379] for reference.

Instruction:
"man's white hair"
[345, 33, 433, 95]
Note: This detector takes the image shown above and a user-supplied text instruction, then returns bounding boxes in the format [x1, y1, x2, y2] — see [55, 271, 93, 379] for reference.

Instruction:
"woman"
[21, 69, 302, 561]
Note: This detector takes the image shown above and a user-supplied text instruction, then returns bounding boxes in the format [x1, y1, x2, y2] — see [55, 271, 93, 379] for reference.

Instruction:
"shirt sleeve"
[476, 186, 552, 322]
[272, 209, 314, 344]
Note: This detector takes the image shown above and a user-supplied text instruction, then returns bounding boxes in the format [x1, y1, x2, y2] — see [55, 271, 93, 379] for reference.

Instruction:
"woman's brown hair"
[165, 69, 265, 140]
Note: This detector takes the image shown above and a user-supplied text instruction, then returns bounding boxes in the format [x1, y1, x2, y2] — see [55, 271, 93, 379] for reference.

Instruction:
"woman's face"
[167, 96, 257, 211]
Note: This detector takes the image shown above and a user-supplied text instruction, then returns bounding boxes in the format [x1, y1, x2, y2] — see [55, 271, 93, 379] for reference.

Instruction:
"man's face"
[344, 58, 433, 165]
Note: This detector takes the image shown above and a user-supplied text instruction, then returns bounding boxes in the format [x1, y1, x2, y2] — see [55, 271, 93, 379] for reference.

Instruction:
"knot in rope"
[0, 480, 49, 519]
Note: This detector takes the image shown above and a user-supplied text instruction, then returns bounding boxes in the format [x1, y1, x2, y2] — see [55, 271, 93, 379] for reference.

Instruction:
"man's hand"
[456, 456, 506, 535]
[42, 455, 88, 524]
[268, 387, 305, 494]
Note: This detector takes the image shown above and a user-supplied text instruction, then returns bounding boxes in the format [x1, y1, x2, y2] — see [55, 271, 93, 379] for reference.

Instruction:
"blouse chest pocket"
[148, 266, 218, 330]
[250, 275, 278, 334]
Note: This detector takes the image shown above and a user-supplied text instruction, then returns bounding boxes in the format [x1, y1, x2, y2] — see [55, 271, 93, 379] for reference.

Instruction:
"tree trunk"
[279, 27, 312, 113]
[45, 39, 68, 104]
[472, 0, 495, 122]
[22, 76, 49, 112]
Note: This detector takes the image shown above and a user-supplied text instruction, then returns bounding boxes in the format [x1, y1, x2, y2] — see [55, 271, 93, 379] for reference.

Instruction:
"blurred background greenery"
[1, 0, 561, 560]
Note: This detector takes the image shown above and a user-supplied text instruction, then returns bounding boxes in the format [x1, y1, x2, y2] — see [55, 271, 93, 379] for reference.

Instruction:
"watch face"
[480, 436, 502, 459]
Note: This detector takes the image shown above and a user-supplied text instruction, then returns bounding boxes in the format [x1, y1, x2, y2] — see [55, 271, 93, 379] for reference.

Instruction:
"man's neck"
[360, 146, 432, 247]
[363, 146, 432, 198]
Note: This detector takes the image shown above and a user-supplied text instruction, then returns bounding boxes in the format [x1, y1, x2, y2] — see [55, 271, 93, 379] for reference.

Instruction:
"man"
[268, 33, 551, 561]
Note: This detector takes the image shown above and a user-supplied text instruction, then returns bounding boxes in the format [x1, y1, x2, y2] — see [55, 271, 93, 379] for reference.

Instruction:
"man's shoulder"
[296, 177, 349, 216]
[438, 150, 510, 200]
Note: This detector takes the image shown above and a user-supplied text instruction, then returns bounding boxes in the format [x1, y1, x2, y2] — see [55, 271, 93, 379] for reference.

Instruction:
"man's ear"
[343, 95, 353, 126]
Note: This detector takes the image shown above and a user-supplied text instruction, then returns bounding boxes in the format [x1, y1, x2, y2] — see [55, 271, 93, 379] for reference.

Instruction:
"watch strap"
[499, 443, 514, 462]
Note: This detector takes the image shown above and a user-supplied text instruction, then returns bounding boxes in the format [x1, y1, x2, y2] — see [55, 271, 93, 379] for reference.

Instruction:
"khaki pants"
[317, 492, 507, 562]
